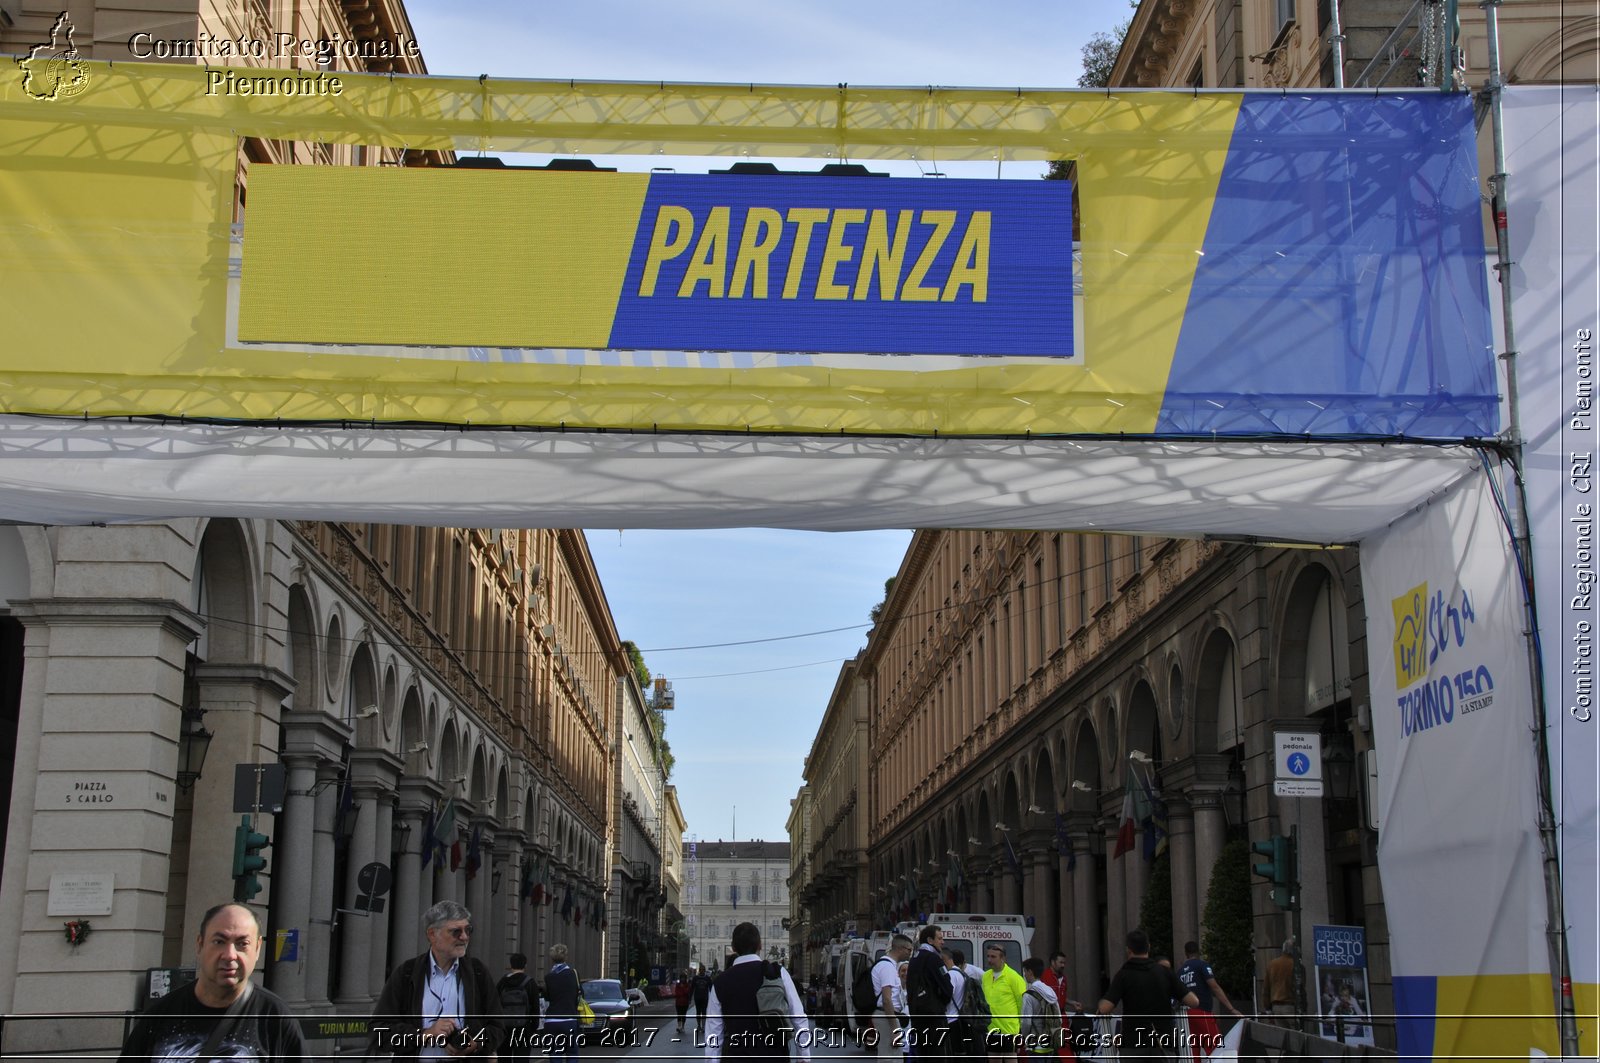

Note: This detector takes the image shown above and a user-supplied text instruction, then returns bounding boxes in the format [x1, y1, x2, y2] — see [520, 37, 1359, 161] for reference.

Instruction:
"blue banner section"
[1392, 975, 1437, 1060]
[608, 174, 1074, 356]
[1157, 94, 1497, 439]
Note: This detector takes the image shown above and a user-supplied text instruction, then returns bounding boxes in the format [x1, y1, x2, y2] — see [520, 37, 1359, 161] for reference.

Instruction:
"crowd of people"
[115, 902, 1250, 1061]
[790, 925, 1249, 1062]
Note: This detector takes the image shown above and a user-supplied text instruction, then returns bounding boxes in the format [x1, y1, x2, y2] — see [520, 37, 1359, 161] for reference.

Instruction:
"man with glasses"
[371, 900, 506, 1058]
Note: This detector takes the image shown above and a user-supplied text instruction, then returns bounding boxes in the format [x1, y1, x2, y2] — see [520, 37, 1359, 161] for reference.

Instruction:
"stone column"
[1024, 842, 1055, 959]
[1124, 833, 1149, 935]
[446, 808, 471, 909]
[1161, 755, 1232, 946]
[272, 751, 320, 1004]
[971, 869, 992, 915]
[0, 595, 202, 1041]
[336, 749, 399, 1006]
[1103, 820, 1125, 967]
[1191, 792, 1228, 927]
[393, 777, 443, 966]
[184, 663, 295, 933]
[1167, 795, 1198, 954]
[1056, 851, 1075, 968]
[335, 783, 381, 1008]
[498, 831, 528, 965]
[1070, 824, 1102, 1002]
[997, 844, 1023, 913]
[467, 821, 495, 947]
[369, 794, 395, 994]
[307, 762, 341, 1008]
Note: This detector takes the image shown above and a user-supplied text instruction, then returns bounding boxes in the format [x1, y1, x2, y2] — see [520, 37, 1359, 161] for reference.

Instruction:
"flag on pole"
[435, 798, 457, 868]
[520, 857, 534, 901]
[730, 884, 738, 910]
[1003, 833, 1022, 880]
[1055, 813, 1076, 873]
[1113, 785, 1137, 859]
[1133, 762, 1169, 861]
[334, 776, 356, 852]
[465, 824, 482, 880]
[420, 805, 438, 869]
[561, 884, 573, 922]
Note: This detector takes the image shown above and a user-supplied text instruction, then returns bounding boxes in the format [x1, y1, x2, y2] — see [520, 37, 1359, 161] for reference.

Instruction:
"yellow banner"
[0, 62, 1238, 433]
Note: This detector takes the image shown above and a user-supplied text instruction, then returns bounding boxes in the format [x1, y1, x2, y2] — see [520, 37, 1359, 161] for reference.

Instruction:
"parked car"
[580, 978, 634, 1038]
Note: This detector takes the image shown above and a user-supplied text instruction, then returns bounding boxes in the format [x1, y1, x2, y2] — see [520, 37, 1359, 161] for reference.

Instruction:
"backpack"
[958, 973, 992, 1032]
[852, 957, 890, 1015]
[499, 973, 532, 1018]
[755, 961, 792, 1036]
[1025, 986, 1066, 1051]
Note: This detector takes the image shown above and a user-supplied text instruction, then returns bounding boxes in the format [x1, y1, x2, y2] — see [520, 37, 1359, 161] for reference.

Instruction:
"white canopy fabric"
[0, 417, 1482, 541]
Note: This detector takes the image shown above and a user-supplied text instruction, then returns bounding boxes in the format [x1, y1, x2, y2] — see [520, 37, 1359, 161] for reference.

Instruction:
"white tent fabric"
[0, 417, 1481, 540]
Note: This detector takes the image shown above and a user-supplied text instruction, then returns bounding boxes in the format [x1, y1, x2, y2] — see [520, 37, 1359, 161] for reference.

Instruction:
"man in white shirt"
[872, 936, 913, 1058]
[705, 921, 812, 1061]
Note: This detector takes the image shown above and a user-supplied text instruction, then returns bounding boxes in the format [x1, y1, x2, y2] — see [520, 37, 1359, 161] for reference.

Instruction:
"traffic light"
[1251, 833, 1297, 909]
[232, 814, 270, 902]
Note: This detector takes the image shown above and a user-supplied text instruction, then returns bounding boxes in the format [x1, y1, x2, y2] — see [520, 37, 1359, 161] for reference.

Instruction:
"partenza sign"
[239, 169, 1074, 358]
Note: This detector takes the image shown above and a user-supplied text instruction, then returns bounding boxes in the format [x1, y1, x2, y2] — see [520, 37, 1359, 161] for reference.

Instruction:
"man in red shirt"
[1039, 952, 1083, 1060]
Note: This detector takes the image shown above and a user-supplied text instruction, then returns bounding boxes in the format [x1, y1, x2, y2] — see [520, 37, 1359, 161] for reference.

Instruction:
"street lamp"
[176, 705, 213, 793]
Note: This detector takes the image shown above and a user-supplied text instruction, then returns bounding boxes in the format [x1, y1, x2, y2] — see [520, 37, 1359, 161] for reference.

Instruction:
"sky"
[398, 0, 1136, 842]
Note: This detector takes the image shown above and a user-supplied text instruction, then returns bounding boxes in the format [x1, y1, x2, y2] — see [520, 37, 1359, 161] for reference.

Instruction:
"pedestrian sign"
[1274, 732, 1324, 797]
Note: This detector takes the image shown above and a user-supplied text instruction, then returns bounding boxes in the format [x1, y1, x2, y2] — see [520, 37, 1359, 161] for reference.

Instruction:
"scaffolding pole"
[1479, 2, 1582, 1057]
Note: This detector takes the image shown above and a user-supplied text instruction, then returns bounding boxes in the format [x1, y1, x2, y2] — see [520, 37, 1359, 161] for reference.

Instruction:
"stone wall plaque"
[47, 872, 114, 916]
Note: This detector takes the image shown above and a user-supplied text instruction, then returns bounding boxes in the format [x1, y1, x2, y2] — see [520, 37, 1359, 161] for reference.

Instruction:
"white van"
[842, 931, 896, 1038]
[914, 913, 1034, 974]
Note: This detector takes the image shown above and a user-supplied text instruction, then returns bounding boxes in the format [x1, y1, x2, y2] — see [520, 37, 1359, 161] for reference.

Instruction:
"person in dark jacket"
[673, 971, 693, 1033]
[1097, 928, 1198, 1059]
[692, 966, 713, 1030]
[705, 921, 812, 1060]
[906, 924, 954, 1058]
[496, 951, 542, 1063]
[119, 902, 305, 1062]
[543, 942, 583, 1063]
[369, 900, 505, 1058]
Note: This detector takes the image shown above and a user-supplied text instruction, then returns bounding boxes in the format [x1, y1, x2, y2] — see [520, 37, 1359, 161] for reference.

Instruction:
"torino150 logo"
[1392, 581, 1492, 737]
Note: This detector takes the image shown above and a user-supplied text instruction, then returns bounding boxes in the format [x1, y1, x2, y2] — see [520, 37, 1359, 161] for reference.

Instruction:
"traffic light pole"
[1289, 823, 1305, 1028]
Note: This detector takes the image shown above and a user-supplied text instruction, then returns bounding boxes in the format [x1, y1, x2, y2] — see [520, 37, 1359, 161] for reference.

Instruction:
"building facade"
[784, 786, 810, 979]
[1110, 0, 1595, 91]
[662, 787, 689, 972]
[791, 657, 871, 980]
[0, 4, 648, 1055]
[608, 670, 667, 981]
[856, 531, 1380, 1032]
[682, 840, 791, 971]
[0, 519, 627, 1055]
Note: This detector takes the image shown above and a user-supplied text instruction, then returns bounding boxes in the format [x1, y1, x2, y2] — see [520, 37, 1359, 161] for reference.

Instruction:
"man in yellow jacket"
[979, 945, 1025, 1062]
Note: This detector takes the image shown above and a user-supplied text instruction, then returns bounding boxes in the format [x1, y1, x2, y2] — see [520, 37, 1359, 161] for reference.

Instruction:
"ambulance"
[919, 913, 1034, 974]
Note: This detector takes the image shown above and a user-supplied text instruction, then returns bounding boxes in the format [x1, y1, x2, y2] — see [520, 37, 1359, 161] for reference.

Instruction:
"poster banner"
[1312, 925, 1374, 1047]
[1361, 472, 1555, 1058]
[0, 65, 1495, 440]
[1502, 85, 1600, 1046]
[241, 168, 1074, 357]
